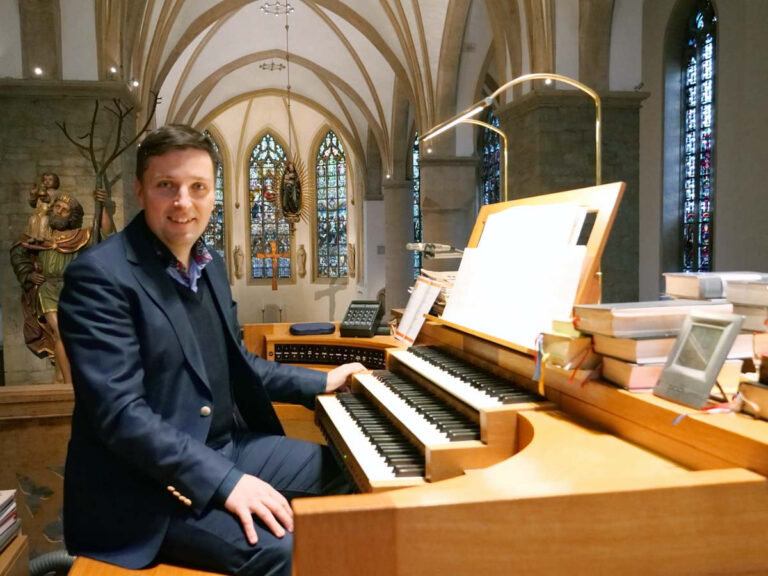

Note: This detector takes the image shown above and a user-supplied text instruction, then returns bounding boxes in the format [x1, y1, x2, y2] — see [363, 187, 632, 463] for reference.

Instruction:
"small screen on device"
[674, 322, 724, 371]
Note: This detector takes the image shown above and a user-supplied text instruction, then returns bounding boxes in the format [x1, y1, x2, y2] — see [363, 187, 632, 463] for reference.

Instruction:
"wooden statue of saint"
[280, 160, 302, 219]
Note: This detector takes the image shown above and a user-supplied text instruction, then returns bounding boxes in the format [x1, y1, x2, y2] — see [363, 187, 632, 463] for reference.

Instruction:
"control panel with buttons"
[339, 300, 384, 338]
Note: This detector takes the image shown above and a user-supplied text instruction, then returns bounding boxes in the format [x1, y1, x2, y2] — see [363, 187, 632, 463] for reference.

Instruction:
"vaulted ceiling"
[1, 1, 642, 172]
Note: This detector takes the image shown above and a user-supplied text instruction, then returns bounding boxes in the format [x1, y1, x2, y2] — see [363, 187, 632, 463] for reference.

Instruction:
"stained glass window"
[316, 130, 347, 278]
[249, 133, 291, 281]
[412, 133, 422, 279]
[201, 130, 226, 258]
[681, 0, 716, 272]
[480, 110, 501, 205]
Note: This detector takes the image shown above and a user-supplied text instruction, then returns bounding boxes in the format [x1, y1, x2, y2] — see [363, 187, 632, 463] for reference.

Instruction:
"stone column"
[497, 89, 647, 302]
[418, 155, 478, 266]
[382, 180, 415, 312]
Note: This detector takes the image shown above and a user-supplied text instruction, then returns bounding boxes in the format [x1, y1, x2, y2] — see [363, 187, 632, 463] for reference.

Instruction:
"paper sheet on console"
[477, 202, 587, 251]
[442, 244, 586, 350]
[395, 276, 442, 345]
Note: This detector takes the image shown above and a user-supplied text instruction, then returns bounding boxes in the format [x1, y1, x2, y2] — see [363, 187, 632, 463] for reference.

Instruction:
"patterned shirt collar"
[151, 234, 212, 293]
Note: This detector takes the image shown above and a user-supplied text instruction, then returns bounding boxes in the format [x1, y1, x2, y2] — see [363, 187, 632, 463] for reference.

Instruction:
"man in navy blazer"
[59, 125, 363, 576]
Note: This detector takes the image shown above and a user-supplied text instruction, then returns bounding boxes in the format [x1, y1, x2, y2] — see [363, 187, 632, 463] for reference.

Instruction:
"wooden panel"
[0, 384, 73, 420]
[70, 557, 223, 576]
[545, 365, 768, 475]
[293, 410, 768, 576]
[0, 535, 28, 576]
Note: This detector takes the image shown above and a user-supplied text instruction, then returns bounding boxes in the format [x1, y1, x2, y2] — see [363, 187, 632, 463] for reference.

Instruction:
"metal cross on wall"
[256, 240, 290, 290]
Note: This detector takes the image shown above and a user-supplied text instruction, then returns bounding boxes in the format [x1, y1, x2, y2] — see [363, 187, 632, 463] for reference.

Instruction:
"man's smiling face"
[135, 148, 215, 266]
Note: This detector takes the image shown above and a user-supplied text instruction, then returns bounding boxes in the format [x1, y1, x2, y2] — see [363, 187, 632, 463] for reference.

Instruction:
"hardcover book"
[727, 280, 768, 307]
[592, 331, 760, 364]
[572, 299, 734, 338]
[602, 356, 742, 392]
[663, 271, 766, 300]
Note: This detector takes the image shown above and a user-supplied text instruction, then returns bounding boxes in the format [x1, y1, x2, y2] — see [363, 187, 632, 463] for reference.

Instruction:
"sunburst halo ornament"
[276, 155, 310, 224]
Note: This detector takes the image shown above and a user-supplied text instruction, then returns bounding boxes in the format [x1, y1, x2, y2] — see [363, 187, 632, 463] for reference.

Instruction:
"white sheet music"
[395, 276, 443, 344]
[442, 202, 588, 350]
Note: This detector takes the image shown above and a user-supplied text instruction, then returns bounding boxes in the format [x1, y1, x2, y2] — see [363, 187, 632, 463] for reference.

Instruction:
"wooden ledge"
[70, 557, 224, 576]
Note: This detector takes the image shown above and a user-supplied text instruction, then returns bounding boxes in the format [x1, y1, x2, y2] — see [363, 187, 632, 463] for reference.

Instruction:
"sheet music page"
[442, 202, 588, 350]
[478, 202, 587, 251]
[396, 276, 442, 345]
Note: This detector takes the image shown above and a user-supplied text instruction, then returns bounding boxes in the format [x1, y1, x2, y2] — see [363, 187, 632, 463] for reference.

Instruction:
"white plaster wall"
[60, 0, 98, 80]
[363, 199, 386, 302]
[609, 0, 643, 91]
[554, 0, 579, 80]
[0, 0, 22, 77]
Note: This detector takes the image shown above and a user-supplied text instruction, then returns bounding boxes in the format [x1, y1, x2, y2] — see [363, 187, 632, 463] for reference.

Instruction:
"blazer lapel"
[123, 214, 211, 390]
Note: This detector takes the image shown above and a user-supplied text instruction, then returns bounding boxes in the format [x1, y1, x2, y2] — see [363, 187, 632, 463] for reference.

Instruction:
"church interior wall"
[639, 0, 768, 300]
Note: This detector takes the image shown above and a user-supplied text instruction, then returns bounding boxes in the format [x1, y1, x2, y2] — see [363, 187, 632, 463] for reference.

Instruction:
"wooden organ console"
[243, 184, 768, 575]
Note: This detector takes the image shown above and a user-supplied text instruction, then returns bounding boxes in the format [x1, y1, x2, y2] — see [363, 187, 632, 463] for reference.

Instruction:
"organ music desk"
[245, 184, 768, 575]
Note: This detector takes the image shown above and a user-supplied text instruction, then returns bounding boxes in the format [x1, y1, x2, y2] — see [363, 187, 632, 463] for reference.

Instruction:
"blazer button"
[200, 406, 212, 417]
[172, 490, 181, 498]
[182, 497, 192, 506]
[167, 486, 175, 492]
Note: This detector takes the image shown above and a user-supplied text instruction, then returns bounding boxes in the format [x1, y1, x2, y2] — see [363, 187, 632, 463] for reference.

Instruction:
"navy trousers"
[157, 432, 351, 576]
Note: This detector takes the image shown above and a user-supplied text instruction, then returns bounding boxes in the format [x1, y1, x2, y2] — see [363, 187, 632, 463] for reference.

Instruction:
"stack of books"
[0, 490, 20, 555]
[726, 279, 768, 332]
[663, 271, 767, 300]
[541, 326, 600, 371]
[573, 299, 744, 391]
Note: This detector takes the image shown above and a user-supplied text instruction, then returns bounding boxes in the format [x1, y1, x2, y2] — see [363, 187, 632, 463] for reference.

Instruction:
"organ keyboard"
[246, 183, 768, 575]
[316, 345, 552, 490]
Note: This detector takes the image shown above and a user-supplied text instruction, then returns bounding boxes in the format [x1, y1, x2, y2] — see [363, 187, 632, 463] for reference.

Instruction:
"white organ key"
[355, 373, 451, 446]
[316, 396, 395, 481]
[389, 349, 501, 410]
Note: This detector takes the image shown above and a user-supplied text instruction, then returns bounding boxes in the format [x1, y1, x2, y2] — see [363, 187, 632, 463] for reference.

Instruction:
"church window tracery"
[412, 133, 422, 279]
[681, 0, 716, 272]
[480, 110, 501, 206]
[315, 130, 348, 278]
[249, 133, 292, 280]
[202, 130, 226, 258]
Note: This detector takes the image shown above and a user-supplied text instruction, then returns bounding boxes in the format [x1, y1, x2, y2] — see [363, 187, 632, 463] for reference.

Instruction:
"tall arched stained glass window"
[681, 0, 716, 272]
[316, 130, 347, 278]
[202, 130, 226, 258]
[480, 110, 501, 206]
[412, 133, 422, 278]
[249, 134, 291, 281]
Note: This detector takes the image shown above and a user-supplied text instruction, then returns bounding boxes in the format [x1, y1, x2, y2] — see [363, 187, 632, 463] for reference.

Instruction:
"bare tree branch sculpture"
[55, 92, 161, 239]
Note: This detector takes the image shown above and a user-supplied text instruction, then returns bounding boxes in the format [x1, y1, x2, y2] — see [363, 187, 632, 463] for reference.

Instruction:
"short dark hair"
[135, 124, 220, 181]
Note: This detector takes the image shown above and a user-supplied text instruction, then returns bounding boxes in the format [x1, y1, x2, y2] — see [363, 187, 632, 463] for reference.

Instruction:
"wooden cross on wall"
[256, 240, 290, 290]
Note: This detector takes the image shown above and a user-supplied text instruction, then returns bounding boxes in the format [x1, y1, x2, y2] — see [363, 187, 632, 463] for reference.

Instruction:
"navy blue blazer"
[59, 213, 326, 568]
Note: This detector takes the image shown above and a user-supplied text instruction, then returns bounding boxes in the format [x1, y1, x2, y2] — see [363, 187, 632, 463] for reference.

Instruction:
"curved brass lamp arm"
[422, 73, 601, 186]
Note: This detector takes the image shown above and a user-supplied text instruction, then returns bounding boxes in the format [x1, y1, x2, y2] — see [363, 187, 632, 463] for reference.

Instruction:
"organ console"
[244, 183, 768, 575]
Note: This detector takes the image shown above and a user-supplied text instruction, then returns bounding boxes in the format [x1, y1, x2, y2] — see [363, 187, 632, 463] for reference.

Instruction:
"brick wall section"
[0, 81, 136, 385]
[498, 89, 647, 303]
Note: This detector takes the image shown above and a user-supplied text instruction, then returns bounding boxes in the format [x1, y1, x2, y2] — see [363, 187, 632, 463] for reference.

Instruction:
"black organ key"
[372, 370, 481, 441]
[337, 393, 424, 477]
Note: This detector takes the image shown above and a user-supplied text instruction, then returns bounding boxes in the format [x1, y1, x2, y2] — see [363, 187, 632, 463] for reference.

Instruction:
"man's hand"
[325, 362, 366, 393]
[224, 474, 293, 545]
